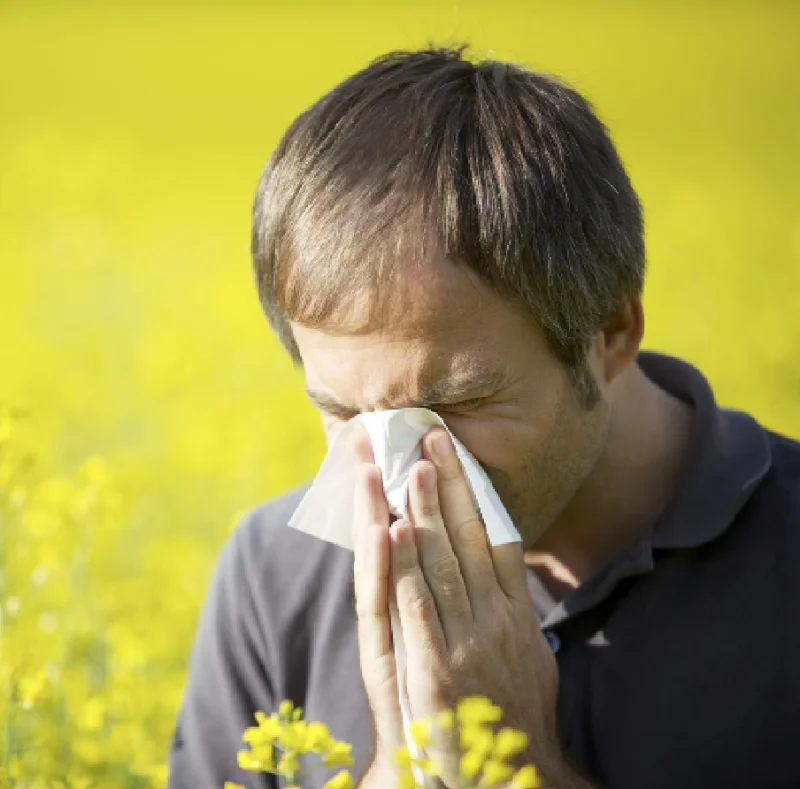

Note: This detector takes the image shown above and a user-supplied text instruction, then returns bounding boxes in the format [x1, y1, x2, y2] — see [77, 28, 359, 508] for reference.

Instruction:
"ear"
[597, 296, 644, 384]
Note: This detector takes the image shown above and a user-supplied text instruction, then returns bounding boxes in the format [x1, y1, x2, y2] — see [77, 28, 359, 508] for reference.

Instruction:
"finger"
[390, 519, 446, 673]
[353, 457, 388, 548]
[349, 422, 375, 465]
[422, 428, 498, 616]
[353, 466, 388, 632]
[407, 460, 472, 647]
[491, 542, 533, 610]
[352, 466, 404, 755]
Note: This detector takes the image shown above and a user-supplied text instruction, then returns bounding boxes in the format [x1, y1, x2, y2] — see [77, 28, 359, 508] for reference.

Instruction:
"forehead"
[324, 252, 497, 336]
[291, 257, 549, 409]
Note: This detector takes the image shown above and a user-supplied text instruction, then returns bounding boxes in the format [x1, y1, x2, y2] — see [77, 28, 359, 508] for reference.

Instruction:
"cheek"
[439, 413, 533, 476]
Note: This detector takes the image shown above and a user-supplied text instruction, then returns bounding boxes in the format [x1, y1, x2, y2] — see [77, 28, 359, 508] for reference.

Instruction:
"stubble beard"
[485, 394, 611, 550]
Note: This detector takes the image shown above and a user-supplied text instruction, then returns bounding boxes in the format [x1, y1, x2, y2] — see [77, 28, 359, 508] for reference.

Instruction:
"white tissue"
[289, 408, 521, 787]
[289, 407, 519, 548]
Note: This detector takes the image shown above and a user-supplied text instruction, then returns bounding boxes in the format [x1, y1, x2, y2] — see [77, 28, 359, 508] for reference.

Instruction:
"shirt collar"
[529, 351, 773, 629]
[639, 351, 772, 549]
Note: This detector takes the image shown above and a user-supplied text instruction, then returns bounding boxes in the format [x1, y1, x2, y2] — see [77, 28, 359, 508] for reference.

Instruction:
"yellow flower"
[279, 719, 309, 752]
[323, 741, 355, 767]
[17, 669, 49, 708]
[279, 699, 295, 719]
[277, 751, 300, 776]
[461, 724, 495, 758]
[416, 756, 441, 777]
[460, 750, 486, 780]
[243, 725, 270, 746]
[397, 768, 417, 789]
[510, 765, 543, 789]
[480, 758, 514, 787]
[250, 744, 276, 770]
[457, 696, 503, 727]
[410, 718, 432, 749]
[492, 727, 529, 760]
[224, 784, 247, 789]
[237, 749, 265, 772]
[436, 709, 455, 729]
[76, 697, 106, 733]
[307, 721, 335, 752]
[394, 745, 413, 768]
[246, 711, 282, 744]
[322, 769, 355, 789]
[8, 758, 21, 780]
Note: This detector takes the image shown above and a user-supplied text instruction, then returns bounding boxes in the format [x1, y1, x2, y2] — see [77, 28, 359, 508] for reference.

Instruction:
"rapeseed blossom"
[393, 696, 542, 789]
[0, 408, 181, 787]
[232, 696, 540, 788]
[233, 700, 355, 789]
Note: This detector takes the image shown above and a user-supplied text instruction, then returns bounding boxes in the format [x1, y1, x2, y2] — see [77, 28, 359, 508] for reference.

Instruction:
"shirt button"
[544, 630, 561, 654]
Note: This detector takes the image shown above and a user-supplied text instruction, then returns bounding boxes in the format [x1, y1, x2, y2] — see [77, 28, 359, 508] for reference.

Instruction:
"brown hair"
[251, 46, 644, 405]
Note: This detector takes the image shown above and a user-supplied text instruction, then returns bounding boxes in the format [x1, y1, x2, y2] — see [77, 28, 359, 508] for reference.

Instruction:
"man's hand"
[351, 426, 592, 788]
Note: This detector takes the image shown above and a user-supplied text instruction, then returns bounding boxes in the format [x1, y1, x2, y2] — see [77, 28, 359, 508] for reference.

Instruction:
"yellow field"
[0, 1, 798, 786]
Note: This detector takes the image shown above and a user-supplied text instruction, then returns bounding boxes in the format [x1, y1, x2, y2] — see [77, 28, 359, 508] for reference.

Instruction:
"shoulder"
[766, 430, 800, 485]
[732, 427, 800, 573]
[218, 485, 355, 615]
[230, 484, 312, 562]
[755, 430, 800, 522]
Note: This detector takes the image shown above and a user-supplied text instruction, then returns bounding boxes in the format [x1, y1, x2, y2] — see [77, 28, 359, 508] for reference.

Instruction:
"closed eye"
[322, 406, 359, 421]
[436, 397, 490, 413]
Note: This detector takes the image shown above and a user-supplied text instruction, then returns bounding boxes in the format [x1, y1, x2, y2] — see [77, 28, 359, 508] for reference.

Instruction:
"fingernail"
[432, 432, 453, 457]
[419, 466, 435, 490]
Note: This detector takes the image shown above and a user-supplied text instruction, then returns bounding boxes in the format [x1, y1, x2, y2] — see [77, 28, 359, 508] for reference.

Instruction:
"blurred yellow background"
[1, 1, 798, 786]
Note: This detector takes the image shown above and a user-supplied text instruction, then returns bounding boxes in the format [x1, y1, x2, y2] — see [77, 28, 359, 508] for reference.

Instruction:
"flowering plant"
[224, 699, 357, 789]
[228, 696, 541, 789]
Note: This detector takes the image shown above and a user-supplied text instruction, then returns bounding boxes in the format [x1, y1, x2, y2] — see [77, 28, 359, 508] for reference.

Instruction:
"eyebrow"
[305, 390, 359, 418]
[305, 369, 506, 416]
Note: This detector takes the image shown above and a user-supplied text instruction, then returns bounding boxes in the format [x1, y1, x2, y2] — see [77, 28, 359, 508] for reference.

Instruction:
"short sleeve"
[168, 511, 277, 789]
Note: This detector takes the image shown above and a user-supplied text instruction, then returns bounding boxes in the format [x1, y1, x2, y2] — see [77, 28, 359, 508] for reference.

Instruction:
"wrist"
[356, 753, 398, 789]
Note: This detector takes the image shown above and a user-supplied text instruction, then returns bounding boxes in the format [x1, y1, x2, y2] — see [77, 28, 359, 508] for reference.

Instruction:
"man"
[169, 47, 800, 789]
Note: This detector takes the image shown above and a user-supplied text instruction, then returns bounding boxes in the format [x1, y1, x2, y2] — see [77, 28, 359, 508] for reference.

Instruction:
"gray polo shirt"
[169, 352, 800, 789]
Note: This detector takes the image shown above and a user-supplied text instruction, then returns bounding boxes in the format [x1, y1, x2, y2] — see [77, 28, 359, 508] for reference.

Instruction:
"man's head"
[251, 47, 646, 544]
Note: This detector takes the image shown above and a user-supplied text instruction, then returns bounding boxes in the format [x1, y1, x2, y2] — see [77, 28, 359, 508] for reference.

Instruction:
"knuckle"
[361, 655, 397, 696]
[430, 674, 456, 709]
[487, 607, 514, 647]
[427, 556, 466, 603]
[417, 496, 440, 519]
[450, 639, 471, 672]
[406, 588, 438, 623]
[429, 554, 461, 586]
[456, 515, 487, 545]
[438, 456, 463, 482]
[449, 636, 483, 679]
